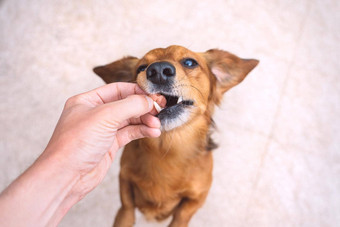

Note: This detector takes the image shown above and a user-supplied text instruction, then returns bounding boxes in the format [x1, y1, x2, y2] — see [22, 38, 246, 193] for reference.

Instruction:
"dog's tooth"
[177, 96, 183, 104]
[153, 101, 163, 113]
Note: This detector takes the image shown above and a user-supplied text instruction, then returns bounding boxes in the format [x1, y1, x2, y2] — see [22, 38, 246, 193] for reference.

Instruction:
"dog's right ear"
[93, 56, 139, 84]
[203, 49, 259, 94]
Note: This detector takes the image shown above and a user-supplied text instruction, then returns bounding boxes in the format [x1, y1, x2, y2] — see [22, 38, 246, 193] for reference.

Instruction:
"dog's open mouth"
[150, 93, 194, 131]
[154, 93, 194, 114]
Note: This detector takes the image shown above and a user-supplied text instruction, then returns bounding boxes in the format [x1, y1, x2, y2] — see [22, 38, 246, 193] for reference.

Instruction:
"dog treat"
[153, 101, 163, 113]
[149, 94, 166, 113]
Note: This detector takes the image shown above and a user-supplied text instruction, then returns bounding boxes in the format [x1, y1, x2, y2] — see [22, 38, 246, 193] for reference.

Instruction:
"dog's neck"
[140, 114, 213, 159]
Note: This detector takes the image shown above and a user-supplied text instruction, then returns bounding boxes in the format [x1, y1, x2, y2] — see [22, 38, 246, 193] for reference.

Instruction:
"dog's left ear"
[203, 49, 259, 93]
[93, 56, 139, 84]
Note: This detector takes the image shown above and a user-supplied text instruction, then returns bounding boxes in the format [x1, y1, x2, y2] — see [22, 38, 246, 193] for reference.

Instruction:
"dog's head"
[94, 45, 258, 131]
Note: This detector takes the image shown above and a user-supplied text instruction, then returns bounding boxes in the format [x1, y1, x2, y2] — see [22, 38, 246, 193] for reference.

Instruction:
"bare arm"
[0, 82, 161, 227]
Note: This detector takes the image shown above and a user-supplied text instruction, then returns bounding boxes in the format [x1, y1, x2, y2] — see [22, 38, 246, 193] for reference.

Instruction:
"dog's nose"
[146, 61, 176, 85]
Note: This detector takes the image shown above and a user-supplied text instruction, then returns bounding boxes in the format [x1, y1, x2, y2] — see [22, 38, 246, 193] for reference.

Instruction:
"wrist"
[0, 149, 81, 227]
[37, 155, 82, 225]
[36, 148, 83, 219]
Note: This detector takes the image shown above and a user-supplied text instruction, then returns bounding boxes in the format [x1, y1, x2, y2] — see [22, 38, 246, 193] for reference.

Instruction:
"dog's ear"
[93, 56, 139, 84]
[203, 49, 259, 93]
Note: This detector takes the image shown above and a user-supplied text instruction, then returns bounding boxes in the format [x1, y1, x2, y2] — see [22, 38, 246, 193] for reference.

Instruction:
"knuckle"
[128, 126, 143, 141]
[126, 127, 137, 141]
[65, 95, 82, 107]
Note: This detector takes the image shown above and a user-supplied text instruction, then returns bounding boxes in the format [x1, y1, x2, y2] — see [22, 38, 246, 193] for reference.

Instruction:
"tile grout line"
[242, 2, 313, 224]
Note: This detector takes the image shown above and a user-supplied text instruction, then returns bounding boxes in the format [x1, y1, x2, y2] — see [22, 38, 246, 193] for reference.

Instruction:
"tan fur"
[93, 45, 258, 227]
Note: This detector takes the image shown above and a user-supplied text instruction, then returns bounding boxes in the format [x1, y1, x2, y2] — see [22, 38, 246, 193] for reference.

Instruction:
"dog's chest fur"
[120, 134, 213, 220]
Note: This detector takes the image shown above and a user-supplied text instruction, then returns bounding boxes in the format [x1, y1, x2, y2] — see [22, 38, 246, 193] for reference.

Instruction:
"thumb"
[104, 95, 154, 126]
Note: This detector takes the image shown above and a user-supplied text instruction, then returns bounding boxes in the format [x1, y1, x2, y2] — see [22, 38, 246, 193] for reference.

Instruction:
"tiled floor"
[0, 0, 339, 226]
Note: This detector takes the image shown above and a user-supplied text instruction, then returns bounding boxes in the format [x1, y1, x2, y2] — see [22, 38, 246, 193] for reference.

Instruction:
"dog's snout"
[146, 61, 175, 85]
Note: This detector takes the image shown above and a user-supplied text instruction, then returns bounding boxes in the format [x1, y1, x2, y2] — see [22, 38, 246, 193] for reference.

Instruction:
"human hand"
[0, 82, 161, 227]
[41, 82, 161, 198]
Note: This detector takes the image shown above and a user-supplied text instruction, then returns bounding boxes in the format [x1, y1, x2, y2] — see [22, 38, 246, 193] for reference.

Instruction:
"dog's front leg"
[168, 193, 208, 227]
[113, 176, 135, 227]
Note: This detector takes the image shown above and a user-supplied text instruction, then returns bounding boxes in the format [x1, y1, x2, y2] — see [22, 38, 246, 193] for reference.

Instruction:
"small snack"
[149, 94, 166, 113]
[153, 101, 163, 113]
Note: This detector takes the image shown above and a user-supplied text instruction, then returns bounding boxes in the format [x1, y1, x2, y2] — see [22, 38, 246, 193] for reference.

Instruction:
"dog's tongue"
[149, 94, 166, 113]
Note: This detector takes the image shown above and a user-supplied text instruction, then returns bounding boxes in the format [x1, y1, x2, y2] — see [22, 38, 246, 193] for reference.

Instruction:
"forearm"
[0, 153, 80, 227]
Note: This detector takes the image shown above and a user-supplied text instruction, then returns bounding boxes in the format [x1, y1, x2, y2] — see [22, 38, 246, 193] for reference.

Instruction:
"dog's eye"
[137, 65, 148, 74]
[181, 58, 198, 68]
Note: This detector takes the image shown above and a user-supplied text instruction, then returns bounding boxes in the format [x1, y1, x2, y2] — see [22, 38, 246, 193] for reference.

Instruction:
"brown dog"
[93, 45, 258, 227]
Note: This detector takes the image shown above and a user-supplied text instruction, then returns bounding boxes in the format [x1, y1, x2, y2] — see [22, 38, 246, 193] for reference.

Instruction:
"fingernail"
[145, 96, 153, 110]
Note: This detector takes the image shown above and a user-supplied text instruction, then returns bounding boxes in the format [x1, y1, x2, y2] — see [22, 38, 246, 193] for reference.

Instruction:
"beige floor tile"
[272, 66, 340, 156]
[245, 140, 340, 227]
[293, 0, 340, 76]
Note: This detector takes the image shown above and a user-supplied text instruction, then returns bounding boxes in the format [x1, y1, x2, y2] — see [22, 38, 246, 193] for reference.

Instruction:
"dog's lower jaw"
[158, 108, 192, 131]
